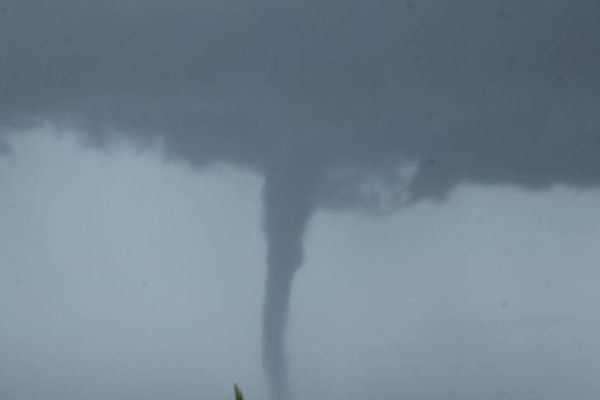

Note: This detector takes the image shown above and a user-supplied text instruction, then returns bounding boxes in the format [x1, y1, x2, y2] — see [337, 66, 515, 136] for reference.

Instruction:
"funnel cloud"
[1, 0, 600, 398]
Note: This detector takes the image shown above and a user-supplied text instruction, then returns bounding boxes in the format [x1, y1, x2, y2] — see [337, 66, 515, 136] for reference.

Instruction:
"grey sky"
[2, 129, 600, 400]
[1, 0, 600, 399]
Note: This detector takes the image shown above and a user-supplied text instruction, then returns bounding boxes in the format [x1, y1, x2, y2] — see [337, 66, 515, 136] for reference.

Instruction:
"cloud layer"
[2, 0, 599, 203]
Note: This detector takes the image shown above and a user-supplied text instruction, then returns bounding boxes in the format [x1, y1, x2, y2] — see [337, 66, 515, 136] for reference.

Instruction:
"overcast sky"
[2, 1, 600, 399]
[3, 128, 600, 400]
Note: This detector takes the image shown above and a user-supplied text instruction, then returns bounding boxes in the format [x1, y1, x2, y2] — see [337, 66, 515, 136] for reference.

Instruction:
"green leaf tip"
[233, 383, 244, 400]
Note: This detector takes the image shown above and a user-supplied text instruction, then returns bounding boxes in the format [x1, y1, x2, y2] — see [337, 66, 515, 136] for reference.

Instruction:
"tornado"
[261, 153, 320, 400]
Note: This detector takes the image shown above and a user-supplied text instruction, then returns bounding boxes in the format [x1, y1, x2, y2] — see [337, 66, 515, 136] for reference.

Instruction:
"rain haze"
[1, 0, 600, 399]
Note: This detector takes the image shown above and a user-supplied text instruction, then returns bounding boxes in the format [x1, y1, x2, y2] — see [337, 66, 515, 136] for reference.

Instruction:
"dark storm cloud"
[1, 0, 599, 200]
[1, 0, 600, 398]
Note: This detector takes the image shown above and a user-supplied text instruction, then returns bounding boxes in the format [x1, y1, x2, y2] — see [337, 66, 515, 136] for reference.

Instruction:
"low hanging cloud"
[1, 0, 600, 398]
